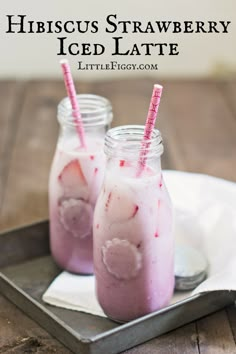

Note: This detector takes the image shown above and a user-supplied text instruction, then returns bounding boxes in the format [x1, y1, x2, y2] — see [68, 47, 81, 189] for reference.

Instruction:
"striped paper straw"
[60, 59, 86, 148]
[137, 84, 163, 176]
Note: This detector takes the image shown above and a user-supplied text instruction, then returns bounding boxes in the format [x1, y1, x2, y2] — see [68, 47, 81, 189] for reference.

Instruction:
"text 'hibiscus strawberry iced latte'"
[93, 86, 174, 322]
[49, 61, 113, 274]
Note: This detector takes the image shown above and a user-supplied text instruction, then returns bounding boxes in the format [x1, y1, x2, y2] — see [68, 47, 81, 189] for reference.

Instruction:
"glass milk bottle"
[93, 125, 174, 322]
[49, 94, 113, 274]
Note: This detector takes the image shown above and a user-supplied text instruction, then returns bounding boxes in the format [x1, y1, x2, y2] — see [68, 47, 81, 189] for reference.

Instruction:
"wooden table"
[0, 78, 236, 353]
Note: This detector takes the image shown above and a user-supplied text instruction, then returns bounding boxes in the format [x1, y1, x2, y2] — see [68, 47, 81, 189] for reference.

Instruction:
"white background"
[0, 0, 235, 79]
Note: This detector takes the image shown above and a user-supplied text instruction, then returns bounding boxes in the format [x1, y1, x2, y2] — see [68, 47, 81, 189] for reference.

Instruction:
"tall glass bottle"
[93, 125, 174, 322]
[49, 94, 113, 274]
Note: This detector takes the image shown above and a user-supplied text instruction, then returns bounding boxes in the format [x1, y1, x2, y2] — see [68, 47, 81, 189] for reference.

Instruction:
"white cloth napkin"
[43, 170, 236, 316]
[43, 271, 105, 317]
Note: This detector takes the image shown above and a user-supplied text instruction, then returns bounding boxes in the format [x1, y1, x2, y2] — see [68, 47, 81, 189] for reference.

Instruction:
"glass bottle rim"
[57, 94, 113, 127]
[104, 125, 164, 158]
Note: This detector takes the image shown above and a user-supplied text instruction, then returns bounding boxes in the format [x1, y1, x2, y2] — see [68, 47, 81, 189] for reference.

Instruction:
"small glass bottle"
[93, 125, 174, 322]
[49, 94, 113, 274]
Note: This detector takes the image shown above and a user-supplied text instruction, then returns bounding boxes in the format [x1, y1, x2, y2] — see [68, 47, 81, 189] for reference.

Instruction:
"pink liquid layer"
[49, 138, 105, 274]
[93, 162, 174, 321]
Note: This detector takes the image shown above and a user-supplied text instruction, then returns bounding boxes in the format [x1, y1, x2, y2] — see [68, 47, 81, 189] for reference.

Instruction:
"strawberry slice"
[58, 159, 88, 200]
[104, 186, 139, 223]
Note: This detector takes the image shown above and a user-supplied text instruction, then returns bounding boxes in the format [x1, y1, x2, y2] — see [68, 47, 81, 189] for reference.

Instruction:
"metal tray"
[0, 220, 235, 354]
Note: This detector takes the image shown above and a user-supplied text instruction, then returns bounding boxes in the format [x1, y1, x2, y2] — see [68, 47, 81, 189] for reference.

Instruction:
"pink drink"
[93, 126, 174, 322]
[49, 94, 113, 274]
[49, 138, 105, 274]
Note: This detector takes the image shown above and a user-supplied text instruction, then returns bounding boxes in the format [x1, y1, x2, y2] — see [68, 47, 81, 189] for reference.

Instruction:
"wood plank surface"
[0, 295, 71, 353]
[221, 80, 236, 119]
[125, 323, 199, 354]
[0, 81, 25, 214]
[196, 310, 236, 354]
[226, 304, 236, 346]
[158, 80, 236, 181]
[0, 79, 235, 353]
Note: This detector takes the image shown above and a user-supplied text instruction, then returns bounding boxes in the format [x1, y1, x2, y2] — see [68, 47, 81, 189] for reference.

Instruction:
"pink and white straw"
[60, 59, 86, 148]
[137, 84, 163, 176]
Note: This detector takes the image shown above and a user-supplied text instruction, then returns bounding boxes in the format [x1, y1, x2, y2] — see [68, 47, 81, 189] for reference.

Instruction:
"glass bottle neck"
[57, 94, 113, 151]
[104, 125, 163, 176]
[58, 94, 113, 128]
